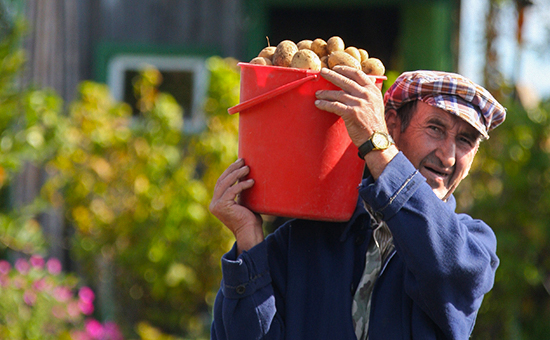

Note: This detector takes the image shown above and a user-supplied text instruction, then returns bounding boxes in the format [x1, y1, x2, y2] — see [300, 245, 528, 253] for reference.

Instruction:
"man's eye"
[459, 136, 474, 147]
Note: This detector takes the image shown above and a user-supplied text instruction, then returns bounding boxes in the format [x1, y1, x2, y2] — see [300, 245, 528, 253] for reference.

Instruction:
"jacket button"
[236, 284, 246, 295]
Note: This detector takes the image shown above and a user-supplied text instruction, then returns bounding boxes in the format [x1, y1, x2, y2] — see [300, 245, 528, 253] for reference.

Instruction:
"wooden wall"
[18, 0, 81, 264]
[76, 0, 246, 82]
[22, 0, 246, 92]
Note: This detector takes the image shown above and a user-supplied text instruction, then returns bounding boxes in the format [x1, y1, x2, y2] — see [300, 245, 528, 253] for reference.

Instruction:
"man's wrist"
[235, 229, 265, 255]
[364, 145, 399, 180]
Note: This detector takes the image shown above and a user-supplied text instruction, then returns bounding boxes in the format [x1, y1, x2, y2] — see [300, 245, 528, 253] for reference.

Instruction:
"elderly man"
[209, 67, 506, 340]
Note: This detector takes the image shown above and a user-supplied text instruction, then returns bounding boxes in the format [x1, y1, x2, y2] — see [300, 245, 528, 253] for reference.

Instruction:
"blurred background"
[0, 0, 549, 339]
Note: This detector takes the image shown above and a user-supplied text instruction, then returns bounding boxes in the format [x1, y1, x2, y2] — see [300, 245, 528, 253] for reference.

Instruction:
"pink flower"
[24, 290, 37, 306]
[15, 258, 30, 274]
[52, 305, 66, 319]
[12, 276, 25, 289]
[30, 255, 45, 269]
[33, 278, 48, 291]
[46, 258, 62, 275]
[79, 300, 95, 315]
[79, 286, 95, 304]
[71, 330, 92, 340]
[85, 319, 104, 339]
[67, 301, 81, 319]
[0, 260, 11, 275]
[53, 286, 72, 302]
[103, 322, 124, 340]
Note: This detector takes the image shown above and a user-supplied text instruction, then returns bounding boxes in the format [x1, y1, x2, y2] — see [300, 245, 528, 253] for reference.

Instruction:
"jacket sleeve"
[359, 152, 499, 339]
[211, 226, 289, 340]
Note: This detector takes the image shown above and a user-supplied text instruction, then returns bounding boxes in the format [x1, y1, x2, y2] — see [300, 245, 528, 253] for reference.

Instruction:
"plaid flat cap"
[384, 70, 506, 139]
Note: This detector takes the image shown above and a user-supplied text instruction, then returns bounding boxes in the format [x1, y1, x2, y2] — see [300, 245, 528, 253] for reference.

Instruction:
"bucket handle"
[228, 74, 319, 115]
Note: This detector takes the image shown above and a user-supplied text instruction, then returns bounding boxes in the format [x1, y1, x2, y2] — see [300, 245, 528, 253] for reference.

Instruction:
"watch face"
[372, 132, 389, 149]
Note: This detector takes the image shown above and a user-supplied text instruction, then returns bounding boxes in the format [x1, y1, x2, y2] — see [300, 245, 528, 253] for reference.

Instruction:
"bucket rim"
[237, 62, 387, 81]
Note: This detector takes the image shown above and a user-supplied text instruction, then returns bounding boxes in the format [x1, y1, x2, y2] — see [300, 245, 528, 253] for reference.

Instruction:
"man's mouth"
[424, 165, 450, 182]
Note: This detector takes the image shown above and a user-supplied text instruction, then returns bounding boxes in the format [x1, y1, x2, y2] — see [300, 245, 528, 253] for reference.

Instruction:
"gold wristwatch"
[357, 131, 394, 159]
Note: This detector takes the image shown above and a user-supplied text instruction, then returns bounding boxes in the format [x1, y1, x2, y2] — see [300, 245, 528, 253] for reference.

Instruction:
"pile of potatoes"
[249, 36, 385, 76]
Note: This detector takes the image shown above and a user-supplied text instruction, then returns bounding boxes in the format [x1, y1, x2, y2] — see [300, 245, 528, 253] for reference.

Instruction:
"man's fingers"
[210, 177, 254, 215]
[216, 158, 243, 184]
[320, 66, 375, 92]
[314, 87, 364, 115]
[223, 178, 254, 201]
[319, 67, 359, 94]
[314, 97, 350, 116]
[212, 159, 249, 200]
[332, 65, 377, 87]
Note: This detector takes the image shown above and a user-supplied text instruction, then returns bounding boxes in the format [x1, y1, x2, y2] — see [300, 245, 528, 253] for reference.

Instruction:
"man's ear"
[385, 109, 400, 140]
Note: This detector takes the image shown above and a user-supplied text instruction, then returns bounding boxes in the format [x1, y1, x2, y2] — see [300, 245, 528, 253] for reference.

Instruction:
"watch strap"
[357, 139, 375, 159]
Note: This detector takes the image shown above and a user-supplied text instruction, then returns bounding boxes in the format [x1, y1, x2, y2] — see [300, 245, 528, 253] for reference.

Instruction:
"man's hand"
[314, 66, 387, 147]
[209, 159, 264, 254]
[315, 66, 398, 179]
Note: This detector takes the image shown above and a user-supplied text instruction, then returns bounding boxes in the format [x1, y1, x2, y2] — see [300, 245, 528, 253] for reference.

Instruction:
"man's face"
[388, 101, 481, 201]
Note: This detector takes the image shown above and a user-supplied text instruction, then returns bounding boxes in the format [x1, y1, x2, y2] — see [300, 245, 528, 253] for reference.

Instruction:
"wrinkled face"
[388, 101, 481, 201]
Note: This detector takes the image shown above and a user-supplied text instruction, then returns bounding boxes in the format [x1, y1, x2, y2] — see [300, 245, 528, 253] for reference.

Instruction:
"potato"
[272, 40, 298, 67]
[249, 37, 386, 76]
[249, 57, 273, 66]
[358, 48, 369, 62]
[327, 51, 361, 70]
[258, 46, 276, 60]
[327, 36, 345, 53]
[290, 49, 321, 71]
[361, 57, 385, 76]
[344, 46, 361, 61]
[297, 39, 313, 50]
[311, 38, 329, 58]
[320, 55, 329, 69]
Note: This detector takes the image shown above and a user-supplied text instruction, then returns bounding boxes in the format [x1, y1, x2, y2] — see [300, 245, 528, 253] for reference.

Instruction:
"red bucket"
[228, 63, 385, 222]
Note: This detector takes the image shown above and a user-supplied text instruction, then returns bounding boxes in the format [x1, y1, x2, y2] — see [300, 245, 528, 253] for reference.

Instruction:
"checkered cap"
[384, 70, 506, 139]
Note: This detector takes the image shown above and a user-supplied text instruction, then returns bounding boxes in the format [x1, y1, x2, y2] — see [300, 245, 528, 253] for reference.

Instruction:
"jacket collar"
[338, 192, 456, 243]
[339, 198, 369, 242]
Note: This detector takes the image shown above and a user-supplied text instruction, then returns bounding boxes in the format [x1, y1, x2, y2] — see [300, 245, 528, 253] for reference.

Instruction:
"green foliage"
[1, 12, 242, 336]
[1, 14, 240, 336]
[455, 96, 550, 339]
[38, 59, 239, 338]
[0, 17, 125, 339]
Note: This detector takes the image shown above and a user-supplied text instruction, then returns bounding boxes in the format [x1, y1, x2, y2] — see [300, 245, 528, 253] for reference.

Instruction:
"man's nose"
[436, 137, 456, 168]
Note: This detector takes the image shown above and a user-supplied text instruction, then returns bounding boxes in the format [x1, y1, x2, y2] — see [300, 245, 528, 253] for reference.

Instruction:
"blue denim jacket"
[211, 152, 499, 340]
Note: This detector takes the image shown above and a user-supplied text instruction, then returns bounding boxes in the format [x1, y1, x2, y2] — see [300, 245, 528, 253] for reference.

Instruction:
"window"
[106, 54, 209, 133]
